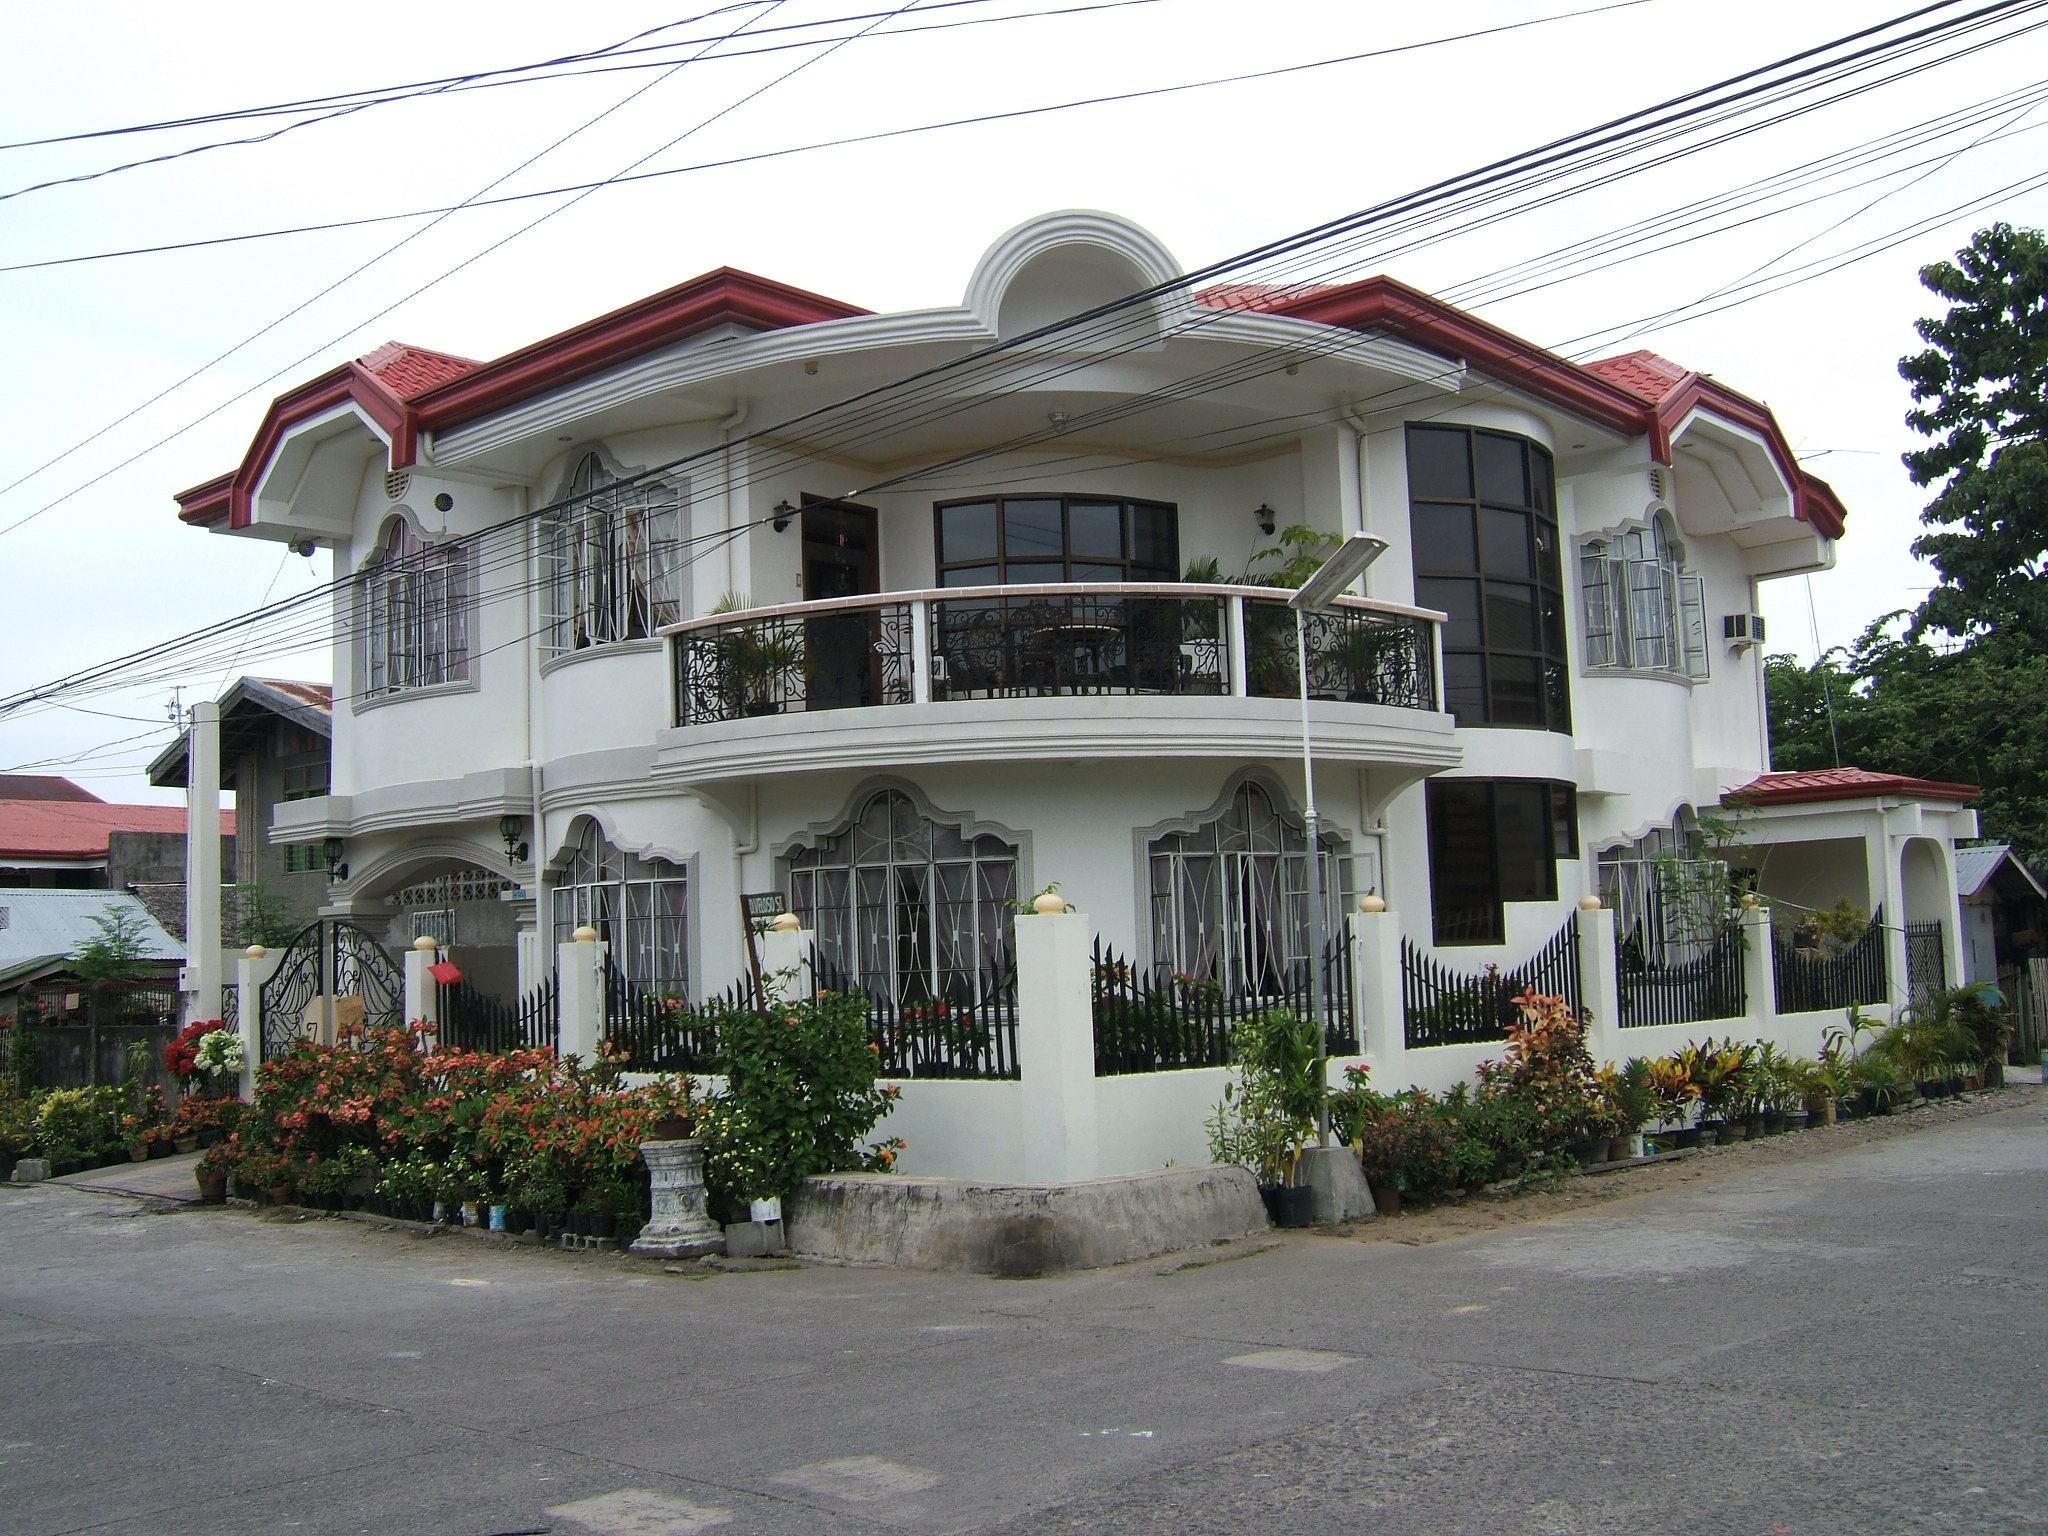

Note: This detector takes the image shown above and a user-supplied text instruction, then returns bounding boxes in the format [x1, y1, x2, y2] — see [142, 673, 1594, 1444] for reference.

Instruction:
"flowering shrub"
[192, 1028, 244, 1078]
[164, 1019, 232, 1082]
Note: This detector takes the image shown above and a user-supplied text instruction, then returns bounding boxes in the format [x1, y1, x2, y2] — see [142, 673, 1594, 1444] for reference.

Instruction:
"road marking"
[1223, 1348, 1358, 1373]
[772, 1455, 941, 1502]
[1450, 1304, 1488, 1314]
[545, 1488, 732, 1534]
[385, 1351, 422, 1359]
[449, 1277, 490, 1287]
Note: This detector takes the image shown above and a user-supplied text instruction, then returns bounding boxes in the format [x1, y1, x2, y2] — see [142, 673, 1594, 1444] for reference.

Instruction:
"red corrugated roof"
[0, 775, 102, 803]
[1725, 767, 1979, 807]
[355, 341, 481, 399]
[0, 801, 236, 862]
[1584, 350, 1693, 404]
[247, 677, 333, 714]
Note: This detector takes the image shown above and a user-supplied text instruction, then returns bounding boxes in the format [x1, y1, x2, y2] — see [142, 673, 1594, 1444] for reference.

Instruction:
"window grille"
[1148, 781, 1347, 995]
[393, 870, 514, 906]
[1580, 515, 1708, 679]
[548, 822, 688, 995]
[361, 517, 470, 696]
[540, 454, 687, 655]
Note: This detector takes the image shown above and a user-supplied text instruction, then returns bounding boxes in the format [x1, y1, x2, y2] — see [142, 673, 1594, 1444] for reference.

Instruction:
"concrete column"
[910, 600, 932, 704]
[234, 946, 281, 1099]
[1740, 903, 1776, 1036]
[1869, 822, 1908, 1014]
[1014, 909, 1098, 1183]
[182, 701, 223, 1026]
[1576, 905, 1622, 1064]
[758, 925, 812, 1003]
[515, 927, 543, 1001]
[558, 934, 605, 1063]
[404, 937, 440, 1033]
[1352, 908, 1407, 1091]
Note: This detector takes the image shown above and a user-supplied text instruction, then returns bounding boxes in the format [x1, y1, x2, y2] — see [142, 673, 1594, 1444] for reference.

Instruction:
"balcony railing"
[667, 583, 1442, 726]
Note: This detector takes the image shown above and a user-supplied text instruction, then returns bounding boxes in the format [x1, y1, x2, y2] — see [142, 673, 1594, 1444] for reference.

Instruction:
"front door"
[802, 498, 882, 710]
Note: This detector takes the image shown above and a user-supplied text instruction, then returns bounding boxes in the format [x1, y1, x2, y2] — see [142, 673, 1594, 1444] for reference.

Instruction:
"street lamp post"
[1288, 533, 1389, 1146]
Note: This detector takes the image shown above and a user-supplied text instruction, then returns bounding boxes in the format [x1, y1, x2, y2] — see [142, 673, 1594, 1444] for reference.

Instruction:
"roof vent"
[384, 471, 410, 500]
[1649, 467, 1666, 500]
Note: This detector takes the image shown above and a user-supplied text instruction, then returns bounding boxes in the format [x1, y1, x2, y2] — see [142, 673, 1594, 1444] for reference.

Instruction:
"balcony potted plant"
[707, 596, 805, 717]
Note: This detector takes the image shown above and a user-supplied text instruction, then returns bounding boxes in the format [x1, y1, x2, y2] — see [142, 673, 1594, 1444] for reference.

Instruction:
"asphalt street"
[3, 1091, 2044, 1536]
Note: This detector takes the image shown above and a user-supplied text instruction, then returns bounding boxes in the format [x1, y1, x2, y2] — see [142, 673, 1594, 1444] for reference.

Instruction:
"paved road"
[3, 1093, 2045, 1536]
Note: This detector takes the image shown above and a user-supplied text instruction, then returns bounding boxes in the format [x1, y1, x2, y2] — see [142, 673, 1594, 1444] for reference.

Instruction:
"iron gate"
[257, 920, 406, 1062]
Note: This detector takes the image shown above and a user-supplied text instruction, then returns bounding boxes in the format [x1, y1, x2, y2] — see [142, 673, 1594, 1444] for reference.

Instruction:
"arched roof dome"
[962, 210, 1189, 345]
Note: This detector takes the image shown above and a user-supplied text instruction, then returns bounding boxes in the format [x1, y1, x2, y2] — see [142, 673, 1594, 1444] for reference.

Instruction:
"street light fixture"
[1288, 533, 1388, 1145]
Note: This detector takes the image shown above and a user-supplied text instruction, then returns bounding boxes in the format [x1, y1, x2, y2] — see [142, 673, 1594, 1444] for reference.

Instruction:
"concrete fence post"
[558, 934, 606, 1063]
[1352, 909, 1408, 1092]
[758, 925, 813, 1003]
[1014, 909, 1099, 1182]
[235, 946, 281, 1099]
[1576, 905, 1623, 1065]
[1741, 904, 1777, 1042]
[403, 937, 440, 1033]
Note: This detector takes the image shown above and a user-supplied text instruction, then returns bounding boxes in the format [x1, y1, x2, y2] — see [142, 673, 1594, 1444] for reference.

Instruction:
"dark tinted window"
[936, 495, 1179, 585]
[1425, 777, 1576, 946]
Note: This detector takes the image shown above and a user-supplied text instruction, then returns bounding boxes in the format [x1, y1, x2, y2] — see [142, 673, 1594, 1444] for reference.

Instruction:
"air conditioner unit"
[1723, 613, 1766, 648]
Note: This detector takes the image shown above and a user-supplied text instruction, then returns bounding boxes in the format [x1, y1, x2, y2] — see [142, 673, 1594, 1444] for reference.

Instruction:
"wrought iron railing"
[256, 920, 405, 1062]
[667, 583, 1443, 726]
[438, 978, 559, 1055]
[603, 961, 732, 1073]
[1241, 596, 1437, 710]
[673, 602, 913, 724]
[1905, 919, 1947, 1009]
[1618, 922, 1746, 1028]
[1772, 909, 1887, 1014]
[810, 953, 1020, 1080]
[930, 591, 1225, 700]
[1090, 936, 1356, 1075]
[1402, 917, 1581, 1049]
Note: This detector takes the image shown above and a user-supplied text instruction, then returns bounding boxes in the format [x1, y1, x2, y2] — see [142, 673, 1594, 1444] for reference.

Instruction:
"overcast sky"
[2, 0, 2043, 806]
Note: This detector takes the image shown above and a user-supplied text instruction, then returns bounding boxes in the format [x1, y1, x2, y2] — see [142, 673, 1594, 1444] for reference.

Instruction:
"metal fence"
[257, 920, 405, 1062]
[1772, 909, 1887, 1015]
[809, 952, 1021, 1080]
[1090, 936, 1355, 1076]
[930, 592, 1226, 699]
[1241, 596, 1437, 710]
[1402, 917, 1581, 1049]
[2013, 958, 2048, 1063]
[673, 602, 914, 724]
[1618, 922, 1746, 1028]
[437, 978, 559, 1055]
[1905, 919, 1947, 1010]
[603, 962, 733, 1073]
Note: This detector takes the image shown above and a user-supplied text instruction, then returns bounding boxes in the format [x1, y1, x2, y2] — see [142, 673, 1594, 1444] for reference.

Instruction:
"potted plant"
[715, 619, 805, 716]
[1207, 1008, 1322, 1225]
[1599, 1058, 1657, 1161]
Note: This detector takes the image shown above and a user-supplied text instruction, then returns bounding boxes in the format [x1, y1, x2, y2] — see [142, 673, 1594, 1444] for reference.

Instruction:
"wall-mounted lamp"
[771, 500, 796, 533]
[321, 837, 348, 881]
[1252, 503, 1277, 537]
[497, 815, 530, 863]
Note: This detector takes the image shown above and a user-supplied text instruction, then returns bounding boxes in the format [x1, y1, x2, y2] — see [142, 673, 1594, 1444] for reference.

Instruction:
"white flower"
[195, 1029, 245, 1074]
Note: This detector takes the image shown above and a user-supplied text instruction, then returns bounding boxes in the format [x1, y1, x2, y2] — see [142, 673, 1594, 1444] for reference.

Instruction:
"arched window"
[1580, 513, 1708, 678]
[1149, 781, 1347, 996]
[540, 453, 687, 655]
[548, 821, 689, 995]
[361, 516, 469, 696]
[787, 789, 1018, 1009]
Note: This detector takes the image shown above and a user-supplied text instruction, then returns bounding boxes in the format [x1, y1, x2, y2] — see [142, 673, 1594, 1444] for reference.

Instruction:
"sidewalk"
[52, 1150, 203, 1203]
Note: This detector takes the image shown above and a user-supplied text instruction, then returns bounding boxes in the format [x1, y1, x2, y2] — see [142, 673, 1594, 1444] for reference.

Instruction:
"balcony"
[656, 583, 1455, 783]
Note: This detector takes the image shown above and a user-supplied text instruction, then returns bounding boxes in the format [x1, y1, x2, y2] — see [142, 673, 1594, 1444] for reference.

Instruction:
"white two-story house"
[175, 210, 1972, 1107]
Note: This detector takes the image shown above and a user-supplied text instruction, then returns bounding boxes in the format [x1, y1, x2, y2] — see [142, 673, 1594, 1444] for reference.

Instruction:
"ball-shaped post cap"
[1030, 889, 1067, 915]
[1358, 892, 1387, 914]
[244, 944, 267, 960]
[1578, 893, 1603, 911]
[1738, 891, 1761, 909]
[770, 911, 801, 933]
[572, 925, 599, 943]
[412, 934, 438, 952]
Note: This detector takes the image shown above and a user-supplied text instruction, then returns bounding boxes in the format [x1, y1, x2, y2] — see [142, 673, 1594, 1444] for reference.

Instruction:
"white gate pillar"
[558, 931, 606, 1063]
[1352, 908, 1407, 1091]
[404, 936, 441, 1033]
[1014, 909, 1098, 1182]
[1740, 903, 1776, 1037]
[1576, 904, 1622, 1064]
[182, 700, 224, 1026]
[235, 945, 281, 1099]
[759, 923, 812, 1003]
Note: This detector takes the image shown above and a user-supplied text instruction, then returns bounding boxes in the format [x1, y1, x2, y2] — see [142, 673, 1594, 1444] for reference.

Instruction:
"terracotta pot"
[266, 1186, 292, 1207]
[195, 1172, 227, 1203]
[1371, 1184, 1403, 1218]
[174, 1136, 199, 1154]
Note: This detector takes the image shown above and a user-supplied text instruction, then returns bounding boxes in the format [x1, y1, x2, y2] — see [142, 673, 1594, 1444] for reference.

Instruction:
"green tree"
[69, 905, 157, 1088]
[1899, 222, 2048, 644]
[229, 883, 303, 949]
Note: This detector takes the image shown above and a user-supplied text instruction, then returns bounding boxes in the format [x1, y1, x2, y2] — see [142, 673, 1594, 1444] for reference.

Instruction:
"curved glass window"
[935, 494, 1177, 587]
[548, 820, 688, 994]
[361, 516, 470, 697]
[1580, 514, 1709, 678]
[787, 789, 1017, 1009]
[1148, 781, 1347, 995]
[1407, 426, 1568, 730]
[540, 453, 687, 655]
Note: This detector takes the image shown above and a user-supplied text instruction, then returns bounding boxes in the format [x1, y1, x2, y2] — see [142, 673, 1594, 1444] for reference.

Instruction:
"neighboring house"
[146, 677, 334, 931]
[0, 776, 233, 893]
[1953, 843, 2046, 987]
[0, 888, 183, 1026]
[167, 209, 1972, 1093]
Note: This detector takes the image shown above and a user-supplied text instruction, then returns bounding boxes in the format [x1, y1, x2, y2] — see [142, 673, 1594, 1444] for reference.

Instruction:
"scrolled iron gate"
[257, 920, 406, 1062]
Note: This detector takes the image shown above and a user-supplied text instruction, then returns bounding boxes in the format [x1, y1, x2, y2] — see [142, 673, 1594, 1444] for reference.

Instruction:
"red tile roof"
[0, 800, 235, 862]
[355, 341, 481, 399]
[1724, 767, 1980, 807]
[0, 775, 102, 803]
[1194, 283, 1338, 312]
[1583, 350, 1693, 405]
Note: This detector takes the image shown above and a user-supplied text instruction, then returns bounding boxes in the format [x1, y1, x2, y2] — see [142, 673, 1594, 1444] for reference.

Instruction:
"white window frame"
[540, 453, 688, 656]
[549, 821, 689, 996]
[1579, 512, 1708, 680]
[360, 514, 471, 697]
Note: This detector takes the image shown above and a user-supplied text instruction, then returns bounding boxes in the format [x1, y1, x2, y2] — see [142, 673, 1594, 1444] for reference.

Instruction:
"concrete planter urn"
[630, 1139, 726, 1259]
